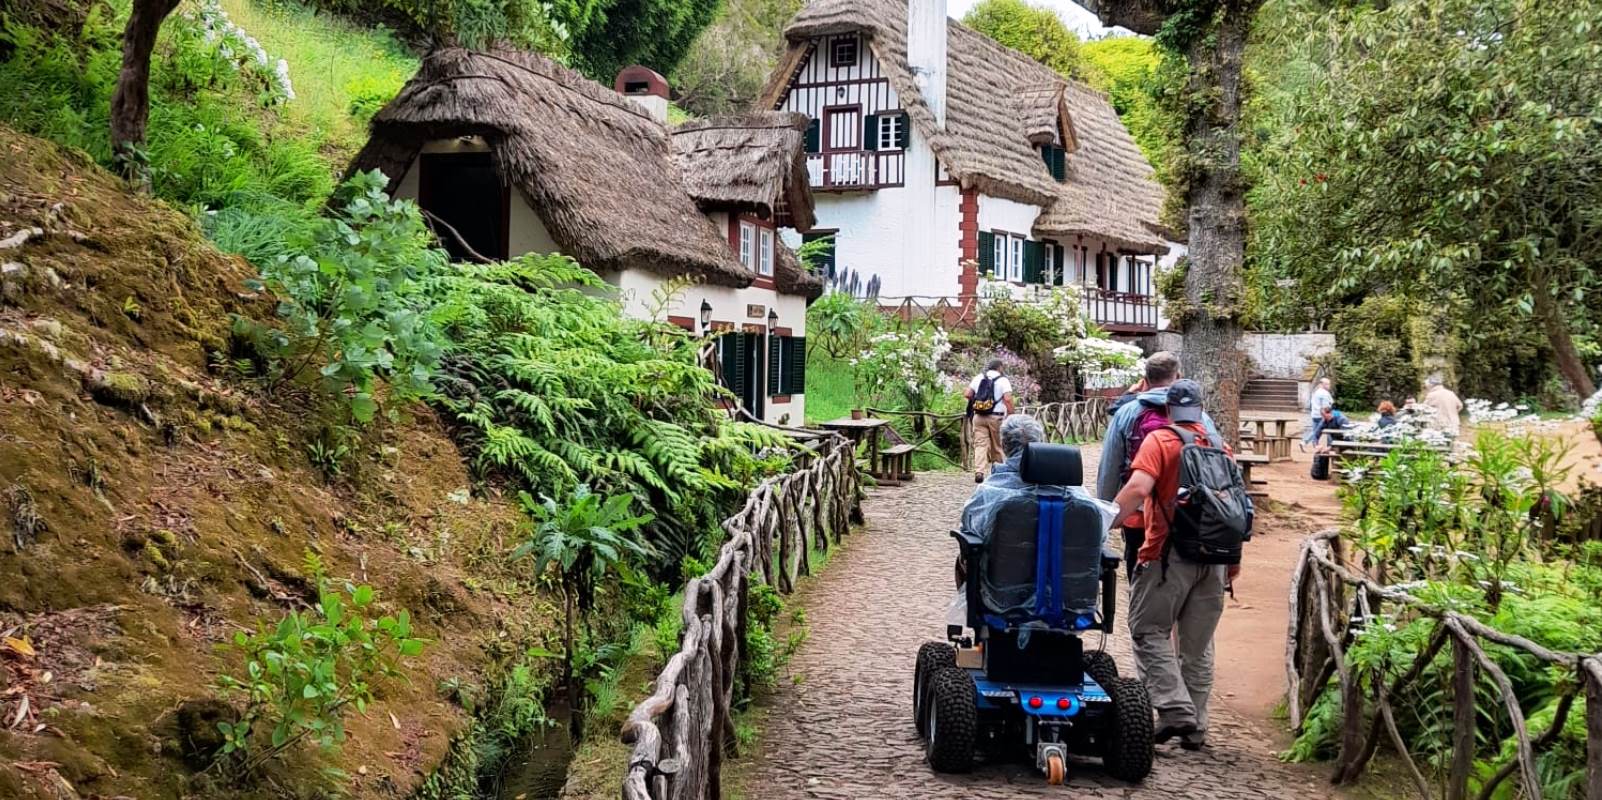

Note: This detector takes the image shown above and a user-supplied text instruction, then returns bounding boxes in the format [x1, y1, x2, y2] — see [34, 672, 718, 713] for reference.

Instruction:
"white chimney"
[615, 65, 670, 124]
[907, 0, 948, 127]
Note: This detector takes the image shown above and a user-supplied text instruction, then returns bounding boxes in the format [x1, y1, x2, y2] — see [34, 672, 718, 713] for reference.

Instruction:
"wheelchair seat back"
[977, 443, 1105, 630]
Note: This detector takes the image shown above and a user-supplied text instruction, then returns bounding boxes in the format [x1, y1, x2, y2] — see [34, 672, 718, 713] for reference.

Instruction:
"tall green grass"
[803, 349, 856, 425]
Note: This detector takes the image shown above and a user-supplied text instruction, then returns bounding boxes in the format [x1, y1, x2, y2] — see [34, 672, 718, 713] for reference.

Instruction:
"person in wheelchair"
[953, 415, 1118, 591]
[916, 415, 1151, 785]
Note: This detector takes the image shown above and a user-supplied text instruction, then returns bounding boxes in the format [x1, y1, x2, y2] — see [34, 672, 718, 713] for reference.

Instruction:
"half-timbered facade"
[760, 0, 1170, 334]
[348, 52, 822, 426]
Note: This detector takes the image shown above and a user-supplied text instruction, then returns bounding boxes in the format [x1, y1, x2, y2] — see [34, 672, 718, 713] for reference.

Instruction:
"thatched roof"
[774, 240, 825, 299]
[1034, 80, 1169, 253]
[347, 48, 753, 288]
[671, 113, 817, 233]
[760, 0, 1168, 253]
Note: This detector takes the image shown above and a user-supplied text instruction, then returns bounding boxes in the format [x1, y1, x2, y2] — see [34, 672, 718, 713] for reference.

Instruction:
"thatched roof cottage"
[758, 0, 1172, 333]
[348, 49, 821, 424]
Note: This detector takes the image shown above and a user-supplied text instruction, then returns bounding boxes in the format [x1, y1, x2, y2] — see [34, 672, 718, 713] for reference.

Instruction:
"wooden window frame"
[830, 36, 860, 68]
[758, 228, 775, 277]
[875, 113, 905, 152]
[739, 221, 756, 269]
[821, 104, 863, 153]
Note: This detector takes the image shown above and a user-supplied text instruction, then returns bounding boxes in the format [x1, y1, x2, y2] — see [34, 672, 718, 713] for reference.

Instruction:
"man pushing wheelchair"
[916, 377, 1252, 784]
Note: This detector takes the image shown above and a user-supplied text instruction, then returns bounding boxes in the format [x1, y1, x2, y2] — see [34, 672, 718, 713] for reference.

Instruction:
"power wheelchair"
[912, 442, 1155, 785]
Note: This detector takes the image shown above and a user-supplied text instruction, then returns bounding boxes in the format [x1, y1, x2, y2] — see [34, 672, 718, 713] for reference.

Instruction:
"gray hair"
[1426, 375, 1443, 387]
[1000, 414, 1046, 458]
[986, 358, 1005, 373]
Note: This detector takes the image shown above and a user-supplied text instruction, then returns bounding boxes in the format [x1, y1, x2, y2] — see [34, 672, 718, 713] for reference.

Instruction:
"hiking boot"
[1179, 733, 1206, 751]
[1154, 722, 1198, 744]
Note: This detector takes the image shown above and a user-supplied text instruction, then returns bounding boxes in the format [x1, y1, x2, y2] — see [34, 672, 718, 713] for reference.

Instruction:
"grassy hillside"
[0, 124, 549, 799]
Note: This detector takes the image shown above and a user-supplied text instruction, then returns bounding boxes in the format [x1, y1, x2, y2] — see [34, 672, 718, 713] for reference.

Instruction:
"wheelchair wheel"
[914, 642, 955, 736]
[1083, 649, 1119, 688]
[1102, 677, 1154, 783]
[925, 666, 976, 773]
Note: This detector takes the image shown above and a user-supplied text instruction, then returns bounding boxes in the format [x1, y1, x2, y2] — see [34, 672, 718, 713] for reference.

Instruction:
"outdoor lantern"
[768, 308, 779, 331]
[700, 299, 712, 332]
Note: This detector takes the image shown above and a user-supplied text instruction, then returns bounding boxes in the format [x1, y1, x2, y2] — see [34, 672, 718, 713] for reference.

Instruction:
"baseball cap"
[1167, 379, 1205, 423]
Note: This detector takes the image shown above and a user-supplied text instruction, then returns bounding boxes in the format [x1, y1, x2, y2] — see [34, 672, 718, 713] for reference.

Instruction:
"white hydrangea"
[1581, 386, 1602, 420]
[190, 0, 295, 104]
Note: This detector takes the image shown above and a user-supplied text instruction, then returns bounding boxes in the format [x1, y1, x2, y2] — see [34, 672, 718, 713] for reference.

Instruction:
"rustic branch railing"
[863, 408, 968, 468]
[619, 434, 861, 800]
[1017, 398, 1109, 444]
[1286, 529, 1602, 800]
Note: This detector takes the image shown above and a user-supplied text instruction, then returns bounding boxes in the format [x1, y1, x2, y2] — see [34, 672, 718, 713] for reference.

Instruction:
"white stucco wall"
[611, 269, 809, 426]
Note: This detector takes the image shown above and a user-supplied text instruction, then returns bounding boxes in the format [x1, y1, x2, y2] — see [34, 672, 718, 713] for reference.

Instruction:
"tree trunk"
[1176, 1, 1256, 446]
[1531, 274, 1597, 399]
[563, 587, 582, 740]
[109, 0, 181, 160]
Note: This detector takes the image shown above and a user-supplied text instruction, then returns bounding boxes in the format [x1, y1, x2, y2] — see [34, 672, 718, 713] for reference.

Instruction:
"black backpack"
[1157, 425, 1252, 565]
[968, 373, 999, 416]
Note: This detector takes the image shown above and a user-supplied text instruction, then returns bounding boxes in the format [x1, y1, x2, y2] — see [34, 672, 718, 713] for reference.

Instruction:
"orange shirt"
[1128, 422, 1233, 563]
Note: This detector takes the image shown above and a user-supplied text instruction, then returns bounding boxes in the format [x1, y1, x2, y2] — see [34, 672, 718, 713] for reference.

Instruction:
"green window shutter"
[896, 112, 910, 149]
[725, 334, 748, 398]
[720, 336, 738, 392]
[788, 337, 806, 395]
[1023, 240, 1043, 284]
[1051, 146, 1067, 181]
[863, 114, 878, 151]
[768, 334, 782, 395]
[977, 231, 995, 276]
[804, 119, 820, 154]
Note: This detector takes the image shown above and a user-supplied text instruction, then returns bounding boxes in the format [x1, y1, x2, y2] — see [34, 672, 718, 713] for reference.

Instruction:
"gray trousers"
[1128, 557, 1227, 735]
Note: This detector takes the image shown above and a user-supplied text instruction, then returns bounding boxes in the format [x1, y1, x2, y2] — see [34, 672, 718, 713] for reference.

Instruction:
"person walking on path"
[1304, 377, 1334, 445]
[1097, 353, 1223, 577]
[964, 358, 1015, 483]
[1110, 380, 1240, 752]
[1423, 376, 1464, 437]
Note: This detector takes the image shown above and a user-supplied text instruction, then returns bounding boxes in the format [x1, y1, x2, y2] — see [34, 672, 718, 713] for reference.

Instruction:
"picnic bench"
[819, 416, 891, 481]
[1236, 452, 1270, 500]
[1240, 416, 1297, 462]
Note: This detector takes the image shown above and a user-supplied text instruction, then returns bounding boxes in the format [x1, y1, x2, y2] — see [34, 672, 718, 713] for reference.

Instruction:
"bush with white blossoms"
[1055, 335, 1143, 391]
[1346, 402, 1453, 447]
[852, 327, 952, 412]
[188, 0, 295, 103]
[1465, 398, 1530, 425]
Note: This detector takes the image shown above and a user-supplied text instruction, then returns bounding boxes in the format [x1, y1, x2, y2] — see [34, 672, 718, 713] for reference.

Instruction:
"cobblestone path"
[739, 456, 1335, 800]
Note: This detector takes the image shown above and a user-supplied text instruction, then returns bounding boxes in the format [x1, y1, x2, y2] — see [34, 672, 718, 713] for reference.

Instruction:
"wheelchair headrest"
[1020, 442, 1082, 487]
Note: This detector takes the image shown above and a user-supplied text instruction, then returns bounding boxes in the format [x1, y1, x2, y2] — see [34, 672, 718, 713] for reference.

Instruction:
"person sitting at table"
[1309, 406, 1356, 453]
[1375, 400, 1398, 429]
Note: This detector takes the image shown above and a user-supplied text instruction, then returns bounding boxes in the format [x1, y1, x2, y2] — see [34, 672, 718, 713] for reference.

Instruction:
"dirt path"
[733, 446, 1340, 799]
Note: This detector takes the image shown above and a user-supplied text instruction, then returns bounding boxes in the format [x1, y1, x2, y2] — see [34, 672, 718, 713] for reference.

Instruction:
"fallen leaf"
[11, 761, 60, 773]
[3, 636, 36, 658]
[38, 671, 52, 684]
[357, 765, 368, 776]
[9, 695, 30, 728]
[389, 711, 401, 730]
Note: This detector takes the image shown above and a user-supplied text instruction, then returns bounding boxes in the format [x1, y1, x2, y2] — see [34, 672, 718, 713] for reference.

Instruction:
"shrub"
[216, 576, 426, 770]
[806, 291, 880, 359]
[852, 327, 953, 412]
[238, 170, 448, 424]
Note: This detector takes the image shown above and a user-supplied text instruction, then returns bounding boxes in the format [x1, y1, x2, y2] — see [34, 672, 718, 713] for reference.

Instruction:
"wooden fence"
[619, 434, 862, 800]
[1018, 398, 1110, 444]
[1286, 529, 1602, 800]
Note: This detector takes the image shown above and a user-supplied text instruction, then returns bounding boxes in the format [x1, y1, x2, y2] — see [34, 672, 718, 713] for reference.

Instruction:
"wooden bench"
[1236, 452, 1271, 499]
[878, 444, 916, 484]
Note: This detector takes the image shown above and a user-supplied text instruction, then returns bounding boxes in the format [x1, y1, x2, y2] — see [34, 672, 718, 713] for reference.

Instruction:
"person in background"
[1304, 377, 1334, 445]
[965, 358, 1016, 483]
[1310, 405, 1355, 452]
[1375, 400, 1398, 429]
[1423, 376, 1464, 436]
[1109, 380, 1237, 752]
[1097, 352, 1224, 579]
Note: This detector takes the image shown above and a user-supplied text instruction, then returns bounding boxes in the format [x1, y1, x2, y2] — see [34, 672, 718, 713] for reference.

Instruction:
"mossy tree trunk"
[109, 0, 181, 169]
[1083, 0, 1261, 443]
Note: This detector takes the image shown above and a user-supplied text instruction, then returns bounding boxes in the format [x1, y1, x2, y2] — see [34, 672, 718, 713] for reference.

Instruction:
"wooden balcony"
[805, 151, 905, 191]
[1083, 289, 1159, 333]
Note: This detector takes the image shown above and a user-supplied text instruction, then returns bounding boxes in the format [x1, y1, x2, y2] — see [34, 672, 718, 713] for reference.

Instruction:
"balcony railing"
[805, 151, 906, 191]
[1083, 289, 1159, 332]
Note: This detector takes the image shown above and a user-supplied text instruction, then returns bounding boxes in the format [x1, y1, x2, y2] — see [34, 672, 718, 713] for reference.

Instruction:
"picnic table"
[1326, 438, 1451, 480]
[819, 417, 892, 481]
[1240, 416, 1298, 462]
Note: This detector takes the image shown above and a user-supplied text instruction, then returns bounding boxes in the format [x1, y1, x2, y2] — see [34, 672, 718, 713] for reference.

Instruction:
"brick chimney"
[907, 0, 948, 127]
[615, 65, 670, 123]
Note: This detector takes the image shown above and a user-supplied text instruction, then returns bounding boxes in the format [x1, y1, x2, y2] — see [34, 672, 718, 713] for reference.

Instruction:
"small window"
[1042, 243, 1055, 285]
[831, 36, 859, 68]
[992, 233, 1006, 277]
[876, 114, 905, 151]
[759, 229, 775, 277]
[1008, 235, 1025, 282]
[739, 222, 755, 268]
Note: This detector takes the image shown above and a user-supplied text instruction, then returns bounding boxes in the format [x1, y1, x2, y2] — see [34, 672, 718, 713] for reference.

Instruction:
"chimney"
[907, 0, 948, 127]
[614, 65, 670, 123]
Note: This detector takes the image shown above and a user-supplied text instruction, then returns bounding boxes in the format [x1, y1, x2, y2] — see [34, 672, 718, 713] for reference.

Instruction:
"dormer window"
[1041, 144, 1067, 181]
[831, 36, 859, 68]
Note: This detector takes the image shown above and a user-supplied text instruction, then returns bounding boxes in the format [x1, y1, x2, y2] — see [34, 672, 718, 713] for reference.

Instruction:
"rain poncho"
[959, 458, 1120, 622]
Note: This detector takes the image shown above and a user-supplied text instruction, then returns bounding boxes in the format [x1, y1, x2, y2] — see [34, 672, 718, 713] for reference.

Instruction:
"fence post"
[1586, 657, 1602, 800]
[1448, 634, 1476, 800]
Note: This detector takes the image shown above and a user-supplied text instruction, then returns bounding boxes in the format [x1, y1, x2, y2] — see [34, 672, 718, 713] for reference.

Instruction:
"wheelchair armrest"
[950, 529, 985, 632]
